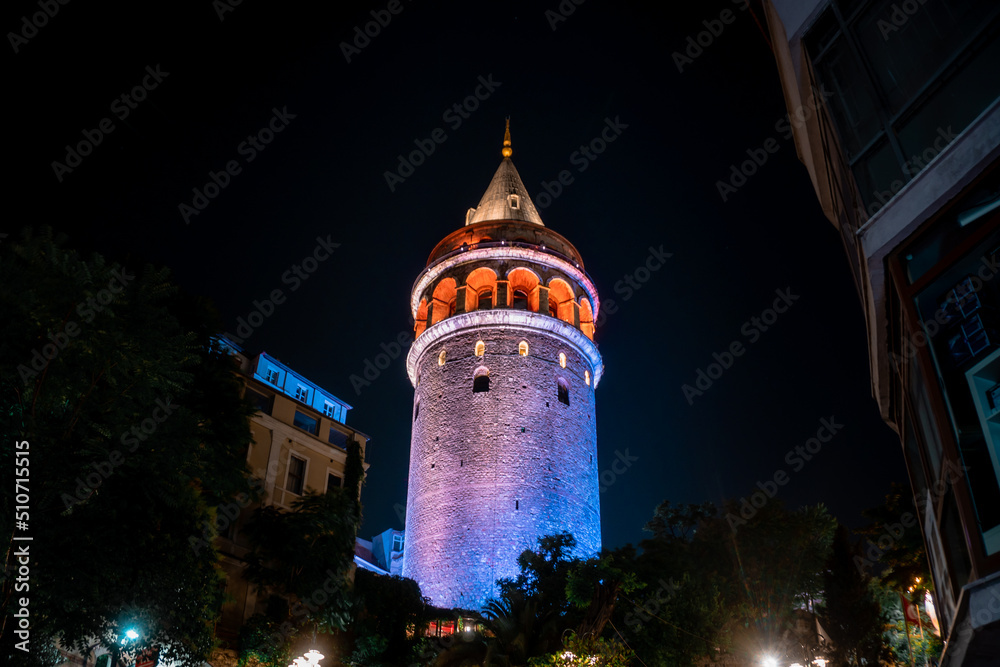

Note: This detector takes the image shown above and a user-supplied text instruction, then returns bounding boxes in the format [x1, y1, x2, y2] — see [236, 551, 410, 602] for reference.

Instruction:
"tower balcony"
[410, 237, 600, 343]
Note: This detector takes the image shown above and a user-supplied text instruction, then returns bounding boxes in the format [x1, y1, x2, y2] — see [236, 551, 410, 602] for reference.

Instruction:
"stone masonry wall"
[402, 324, 600, 610]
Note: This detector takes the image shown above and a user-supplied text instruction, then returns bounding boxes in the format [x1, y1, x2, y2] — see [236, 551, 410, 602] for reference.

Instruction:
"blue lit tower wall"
[402, 138, 603, 610]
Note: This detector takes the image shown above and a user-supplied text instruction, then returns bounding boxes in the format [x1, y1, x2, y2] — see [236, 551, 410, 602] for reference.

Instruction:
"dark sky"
[10, 0, 906, 552]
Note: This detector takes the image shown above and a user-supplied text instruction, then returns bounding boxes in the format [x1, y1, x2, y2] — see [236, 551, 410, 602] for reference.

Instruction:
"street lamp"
[761, 656, 779, 667]
[289, 649, 324, 667]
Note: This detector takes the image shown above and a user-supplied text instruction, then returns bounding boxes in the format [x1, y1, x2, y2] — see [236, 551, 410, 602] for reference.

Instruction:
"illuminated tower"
[402, 122, 603, 610]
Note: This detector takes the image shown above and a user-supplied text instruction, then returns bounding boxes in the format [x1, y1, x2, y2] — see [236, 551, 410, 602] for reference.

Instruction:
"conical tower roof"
[466, 121, 544, 226]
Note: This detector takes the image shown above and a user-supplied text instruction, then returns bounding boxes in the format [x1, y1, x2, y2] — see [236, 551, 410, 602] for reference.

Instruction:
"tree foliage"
[0, 227, 257, 665]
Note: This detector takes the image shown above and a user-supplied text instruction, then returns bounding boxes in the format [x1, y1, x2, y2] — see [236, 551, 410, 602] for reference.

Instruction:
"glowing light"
[288, 649, 324, 667]
[813, 659, 828, 667]
[519, 341, 529, 356]
[559, 352, 566, 368]
[438, 350, 446, 366]
[761, 656, 778, 667]
[585, 370, 590, 385]
[475, 341, 485, 357]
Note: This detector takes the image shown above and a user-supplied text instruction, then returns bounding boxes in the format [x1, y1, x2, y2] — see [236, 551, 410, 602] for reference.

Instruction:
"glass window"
[327, 473, 343, 491]
[513, 289, 529, 310]
[293, 410, 319, 436]
[295, 386, 309, 403]
[287, 455, 306, 495]
[245, 387, 273, 414]
[328, 427, 349, 449]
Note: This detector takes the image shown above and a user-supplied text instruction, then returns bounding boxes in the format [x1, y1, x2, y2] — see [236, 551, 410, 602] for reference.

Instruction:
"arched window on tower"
[557, 378, 570, 406]
[475, 340, 485, 357]
[549, 296, 558, 317]
[513, 289, 528, 310]
[438, 350, 447, 366]
[559, 352, 567, 368]
[478, 289, 493, 311]
[473, 366, 490, 393]
[519, 341, 529, 356]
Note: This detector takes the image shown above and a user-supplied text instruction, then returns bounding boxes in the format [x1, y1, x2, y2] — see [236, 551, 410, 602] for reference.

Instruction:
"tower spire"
[502, 118, 512, 158]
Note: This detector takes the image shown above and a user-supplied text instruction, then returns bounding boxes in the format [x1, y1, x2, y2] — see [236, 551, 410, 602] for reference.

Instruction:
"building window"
[585, 370, 591, 386]
[328, 427, 349, 449]
[557, 378, 570, 406]
[803, 1, 1000, 215]
[478, 289, 493, 310]
[414, 400, 420, 421]
[438, 349, 447, 366]
[513, 289, 529, 310]
[294, 385, 309, 403]
[473, 366, 490, 393]
[245, 387, 273, 414]
[265, 368, 280, 385]
[287, 455, 306, 495]
[509, 194, 520, 209]
[293, 410, 319, 436]
[392, 533, 404, 551]
[519, 340, 529, 356]
[559, 352, 567, 368]
[549, 296, 558, 317]
[323, 402, 336, 418]
[327, 472, 343, 492]
[475, 340, 485, 357]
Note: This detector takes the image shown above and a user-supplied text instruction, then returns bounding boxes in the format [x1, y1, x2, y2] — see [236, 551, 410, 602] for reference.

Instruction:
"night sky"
[10, 0, 907, 552]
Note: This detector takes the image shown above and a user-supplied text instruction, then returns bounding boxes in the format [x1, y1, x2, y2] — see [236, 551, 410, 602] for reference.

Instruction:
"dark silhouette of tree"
[1, 227, 258, 666]
[818, 524, 889, 666]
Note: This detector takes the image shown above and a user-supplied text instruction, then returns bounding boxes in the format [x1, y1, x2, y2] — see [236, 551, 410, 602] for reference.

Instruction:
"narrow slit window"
[557, 378, 570, 406]
[519, 340, 529, 356]
[585, 370, 591, 386]
[473, 366, 490, 393]
[559, 352, 567, 368]
[475, 340, 485, 357]
[438, 349, 447, 366]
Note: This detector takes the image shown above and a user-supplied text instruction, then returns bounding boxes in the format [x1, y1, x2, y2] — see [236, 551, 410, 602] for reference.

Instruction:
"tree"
[0, 227, 258, 665]
[818, 525, 889, 666]
[347, 570, 426, 666]
[240, 436, 365, 651]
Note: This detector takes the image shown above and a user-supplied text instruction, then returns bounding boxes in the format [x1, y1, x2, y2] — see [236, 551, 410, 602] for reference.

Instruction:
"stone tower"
[402, 122, 603, 610]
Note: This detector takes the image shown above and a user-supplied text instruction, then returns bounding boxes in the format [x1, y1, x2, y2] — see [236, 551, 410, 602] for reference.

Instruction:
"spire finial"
[502, 118, 512, 158]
